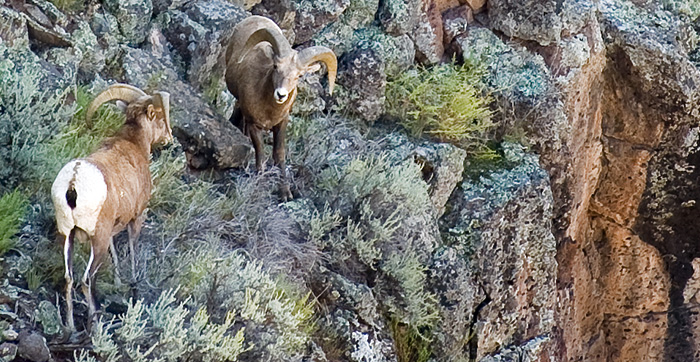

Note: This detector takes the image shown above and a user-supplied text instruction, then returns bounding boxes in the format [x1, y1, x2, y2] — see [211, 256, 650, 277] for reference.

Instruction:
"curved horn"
[152, 91, 173, 143]
[86, 84, 147, 127]
[227, 16, 292, 65]
[297, 46, 337, 95]
[153, 92, 171, 127]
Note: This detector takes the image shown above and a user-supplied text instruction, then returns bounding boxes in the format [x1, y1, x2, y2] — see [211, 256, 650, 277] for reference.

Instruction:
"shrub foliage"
[385, 61, 493, 146]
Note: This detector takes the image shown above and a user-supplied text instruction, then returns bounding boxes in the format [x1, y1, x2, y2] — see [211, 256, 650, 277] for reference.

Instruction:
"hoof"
[280, 184, 293, 202]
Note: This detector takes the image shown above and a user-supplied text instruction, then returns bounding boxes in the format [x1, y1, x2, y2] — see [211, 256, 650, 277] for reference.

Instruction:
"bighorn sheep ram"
[225, 15, 337, 200]
[51, 84, 172, 330]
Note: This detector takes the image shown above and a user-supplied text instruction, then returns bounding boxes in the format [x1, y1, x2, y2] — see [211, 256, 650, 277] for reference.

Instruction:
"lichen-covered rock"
[0, 342, 16, 362]
[410, 1, 443, 64]
[71, 21, 105, 80]
[309, 268, 396, 362]
[0, 7, 29, 48]
[376, 0, 420, 36]
[186, 1, 246, 87]
[293, 0, 350, 44]
[118, 47, 253, 169]
[429, 246, 481, 359]
[34, 301, 61, 337]
[159, 0, 246, 110]
[251, 0, 296, 43]
[308, 0, 380, 56]
[478, 336, 550, 362]
[488, 0, 594, 46]
[17, 331, 49, 362]
[158, 10, 208, 64]
[27, 0, 67, 26]
[380, 132, 467, 217]
[442, 5, 472, 45]
[230, 0, 261, 10]
[334, 48, 386, 122]
[441, 143, 557, 360]
[103, 0, 154, 44]
[353, 27, 414, 76]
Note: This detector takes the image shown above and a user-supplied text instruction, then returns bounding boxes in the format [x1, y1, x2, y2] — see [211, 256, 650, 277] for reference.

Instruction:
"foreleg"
[273, 120, 293, 201]
[249, 124, 264, 172]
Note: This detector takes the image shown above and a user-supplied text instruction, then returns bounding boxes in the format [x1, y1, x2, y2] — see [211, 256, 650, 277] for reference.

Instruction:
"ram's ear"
[147, 104, 156, 121]
[115, 100, 128, 113]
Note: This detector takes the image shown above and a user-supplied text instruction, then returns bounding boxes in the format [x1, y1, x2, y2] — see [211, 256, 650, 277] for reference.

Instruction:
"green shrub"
[312, 154, 439, 334]
[148, 147, 232, 243]
[176, 244, 315, 360]
[385, 61, 493, 146]
[0, 46, 73, 190]
[74, 289, 247, 362]
[390, 317, 432, 362]
[662, 0, 700, 19]
[0, 190, 29, 255]
[49, 0, 85, 13]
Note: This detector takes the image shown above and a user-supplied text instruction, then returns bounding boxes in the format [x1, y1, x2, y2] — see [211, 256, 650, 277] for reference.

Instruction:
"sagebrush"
[0, 190, 29, 256]
[385, 61, 493, 146]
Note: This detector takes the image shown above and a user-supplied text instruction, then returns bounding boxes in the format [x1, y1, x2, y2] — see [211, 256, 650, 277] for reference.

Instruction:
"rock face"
[473, 0, 700, 361]
[439, 143, 557, 361]
[117, 47, 252, 169]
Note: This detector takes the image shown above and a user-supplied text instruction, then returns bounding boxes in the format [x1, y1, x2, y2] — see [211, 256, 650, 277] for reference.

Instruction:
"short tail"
[66, 187, 77, 209]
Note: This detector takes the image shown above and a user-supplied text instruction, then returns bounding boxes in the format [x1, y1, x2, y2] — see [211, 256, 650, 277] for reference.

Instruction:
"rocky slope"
[2, 0, 700, 361]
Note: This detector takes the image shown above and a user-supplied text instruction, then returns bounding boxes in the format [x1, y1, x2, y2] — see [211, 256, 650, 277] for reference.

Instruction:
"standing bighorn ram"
[225, 15, 337, 200]
[51, 84, 172, 331]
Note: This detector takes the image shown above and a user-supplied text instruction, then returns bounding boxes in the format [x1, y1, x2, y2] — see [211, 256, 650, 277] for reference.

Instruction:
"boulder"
[159, 0, 247, 117]
[103, 0, 153, 44]
[488, 0, 593, 46]
[251, 0, 296, 43]
[376, 0, 420, 36]
[0, 342, 16, 362]
[335, 48, 386, 123]
[17, 331, 49, 362]
[293, 0, 350, 45]
[118, 47, 252, 169]
[442, 5, 472, 46]
[71, 21, 105, 80]
[410, 1, 444, 64]
[308, 0, 379, 56]
[378, 131, 467, 218]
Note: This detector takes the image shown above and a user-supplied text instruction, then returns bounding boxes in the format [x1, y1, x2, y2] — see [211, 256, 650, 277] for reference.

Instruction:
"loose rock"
[103, 0, 154, 44]
[17, 331, 49, 362]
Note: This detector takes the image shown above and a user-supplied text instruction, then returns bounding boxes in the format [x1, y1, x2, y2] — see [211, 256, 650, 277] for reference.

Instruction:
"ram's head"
[86, 83, 173, 146]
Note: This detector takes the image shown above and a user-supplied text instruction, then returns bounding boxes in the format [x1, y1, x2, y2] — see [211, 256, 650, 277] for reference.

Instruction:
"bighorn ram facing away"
[225, 15, 337, 200]
[51, 84, 172, 331]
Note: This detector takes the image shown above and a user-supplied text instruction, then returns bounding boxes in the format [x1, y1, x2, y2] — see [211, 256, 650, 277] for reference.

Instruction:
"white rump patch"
[51, 160, 107, 236]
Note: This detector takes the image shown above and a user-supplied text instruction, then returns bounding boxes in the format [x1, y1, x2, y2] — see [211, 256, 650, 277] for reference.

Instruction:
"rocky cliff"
[2, 0, 700, 361]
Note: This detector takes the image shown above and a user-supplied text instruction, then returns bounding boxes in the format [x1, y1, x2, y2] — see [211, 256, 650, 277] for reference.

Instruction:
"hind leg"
[82, 231, 109, 331]
[60, 230, 76, 331]
[127, 213, 145, 281]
